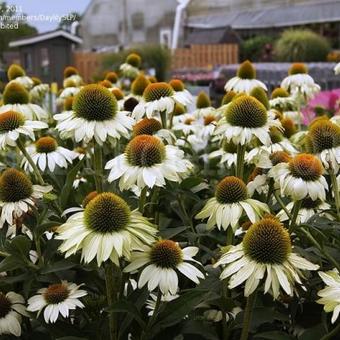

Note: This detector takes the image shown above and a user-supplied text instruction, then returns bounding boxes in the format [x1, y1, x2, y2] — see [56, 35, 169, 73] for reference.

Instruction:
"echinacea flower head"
[22, 136, 78, 173]
[126, 53, 142, 68]
[0, 168, 52, 227]
[215, 95, 281, 146]
[1, 82, 48, 121]
[99, 79, 113, 88]
[131, 74, 151, 97]
[106, 135, 192, 190]
[250, 86, 270, 110]
[133, 82, 176, 120]
[317, 269, 340, 323]
[63, 96, 74, 111]
[27, 281, 87, 324]
[124, 240, 204, 295]
[0, 291, 27, 336]
[281, 117, 297, 138]
[169, 79, 193, 106]
[215, 217, 319, 299]
[277, 197, 332, 224]
[63, 67, 83, 88]
[132, 118, 162, 137]
[270, 153, 328, 201]
[56, 192, 157, 266]
[306, 120, 340, 172]
[224, 60, 267, 94]
[55, 84, 133, 144]
[7, 64, 33, 89]
[196, 176, 269, 231]
[105, 71, 118, 84]
[0, 110, 47, 149]
[63, 66, 79, 79]
[120, 53, 141, 78]
[281, 63, 320, 101]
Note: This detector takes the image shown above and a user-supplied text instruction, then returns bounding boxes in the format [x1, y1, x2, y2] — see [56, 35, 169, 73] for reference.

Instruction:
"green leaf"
[180, 320, 219, 340]
[4, 235, 31, 258]
[180, 177, 204, 190]
[40, 260, 77, 274]
[0, 256, 24, 272]
[159, 225, 189, 239]
[107, 300, 146, 329]
[59, 157, 85, 209]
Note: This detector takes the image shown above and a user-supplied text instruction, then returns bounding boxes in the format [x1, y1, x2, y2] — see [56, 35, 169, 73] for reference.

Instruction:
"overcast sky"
[7, 0, 91, 32]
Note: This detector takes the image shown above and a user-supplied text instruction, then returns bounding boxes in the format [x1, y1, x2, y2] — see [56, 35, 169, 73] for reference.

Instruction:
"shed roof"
[185, 27, 240, 44]
[9, 29, 83, 48]
[186, 0, 340, 30]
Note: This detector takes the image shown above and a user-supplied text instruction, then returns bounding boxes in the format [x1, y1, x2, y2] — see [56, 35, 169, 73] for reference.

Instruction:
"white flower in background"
[196, 176, 269, 231]
[0, 82, 48, 121]
[0, 291, 28, 337]
[215, 95, 282, 146]
[317, 269, 340, 323]
[120, 53, 141, 79]
[132, 117, 176, 144]
[130, 74, 151, 100]
[0, 168, 52, 228]
[111, 87, 126, 110]
[30, 82, 49, 104]
[0, 110, 47, 149]
[192, 91, 216, 119]
[334, 62, 340, 75]
[306, 120, 340, 173]
[63, 66, 83, 87]
[55, 84, 134, 145]
[209, 140, 239, 168]
[105, 71, 119, 86]
[281, 63, 320, 101]
[214, 217, 319, 299]
[106, 135, 192, 191]
[169, 79, 193, 106]
[172, 113, 198, 135]
[283, 111, 303, 125]
[7, 64, 33, 90]
[56, 192, 157, 266]
[124, 240, 204, 295]
[146, 292, 179, 316]
[132, 82, 177, 121]
[27, 281, 87, 324]
[270, 153, 328, 201]
[269, 87, 296, 111]
[277, 198, 333, 224]
[22, 136, 78, 172]
[59, 86, 81, 100]
[246, 167, 269, 196]
[224, 60, 267, 94]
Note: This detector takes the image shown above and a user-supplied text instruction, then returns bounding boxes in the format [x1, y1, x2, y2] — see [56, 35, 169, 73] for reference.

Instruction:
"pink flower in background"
[303, 89, 340, 124]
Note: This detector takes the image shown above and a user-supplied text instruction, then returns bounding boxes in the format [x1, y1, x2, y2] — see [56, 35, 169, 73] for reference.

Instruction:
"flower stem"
[289, 200, 302, 233]
[274, 191, 292, 219]
[105, 262, 120, 340]
[320, 321, 340, 340]
[142, 289, 162, 340]
[160, 110, 167, 129]
[329, 167, 340, 221]
[139, 187, 147, 214]
[17, 139, 44, 185]
[221, 279, 230, 340]
[236, 144, 246, 180]
[93, 140, 103, 193]
[240, 292, 257, 340]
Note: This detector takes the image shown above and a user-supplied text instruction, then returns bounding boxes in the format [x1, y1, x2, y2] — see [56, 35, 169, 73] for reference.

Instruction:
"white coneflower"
[30, 81, 49, 105]
[105, 135, 192, 190]
[281, 63, 320, 101]
[215, 95, 282, 146]
[146, 292, 179, 316]
[124, 240, 204, 295]
[0, 168, 52, 228]
[7, 64, 34, 90]
[132, 82, 178, 121]
[120, 53, 141, 79]
[317, 269, 340, 323]
[196, 176, 269, 231]
[55, 84, 134, 145]
[334, 63, 340, 75]
[27, 281, 87, 323]
[277, 197, 333, 224]
[172, 114, 198, 136]
[169, 79, 193, 106]
[132, 117, 175, 144]
[306, 120, 340, 173]
[270, 153, 328, 201]
[269, 87, 296, 111]
[224, 60, 267, 94]
[0, 110, 47, 149]
[63, 66, 83, 87]
[56, 192, 157, 266]
[209, 140, 239, 168]
[22, 136, 78, 172]
[130, 74, 151, 100]
[59, 85, 81, 100]
[0, 82, 48, 121]
[246, 167, 269, 196]
[105, 71, 119, 86]
[0, 291, 28, 337]
[214, 217, 319, 299]
[192, 91, 216, 119]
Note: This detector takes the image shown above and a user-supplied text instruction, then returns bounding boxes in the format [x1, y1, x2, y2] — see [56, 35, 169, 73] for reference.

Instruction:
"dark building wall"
[19, 36, 74, 86]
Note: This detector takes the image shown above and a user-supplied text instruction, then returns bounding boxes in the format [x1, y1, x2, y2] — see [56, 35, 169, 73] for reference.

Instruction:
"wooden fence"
[73, 44, 239, 82]
[172, 44, 238, 70]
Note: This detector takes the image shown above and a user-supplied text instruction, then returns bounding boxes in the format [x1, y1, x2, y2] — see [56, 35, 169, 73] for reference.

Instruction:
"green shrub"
[274, 29, 331, 62]
[101, 45, 171, 81]
[240, 35, 274, 61]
